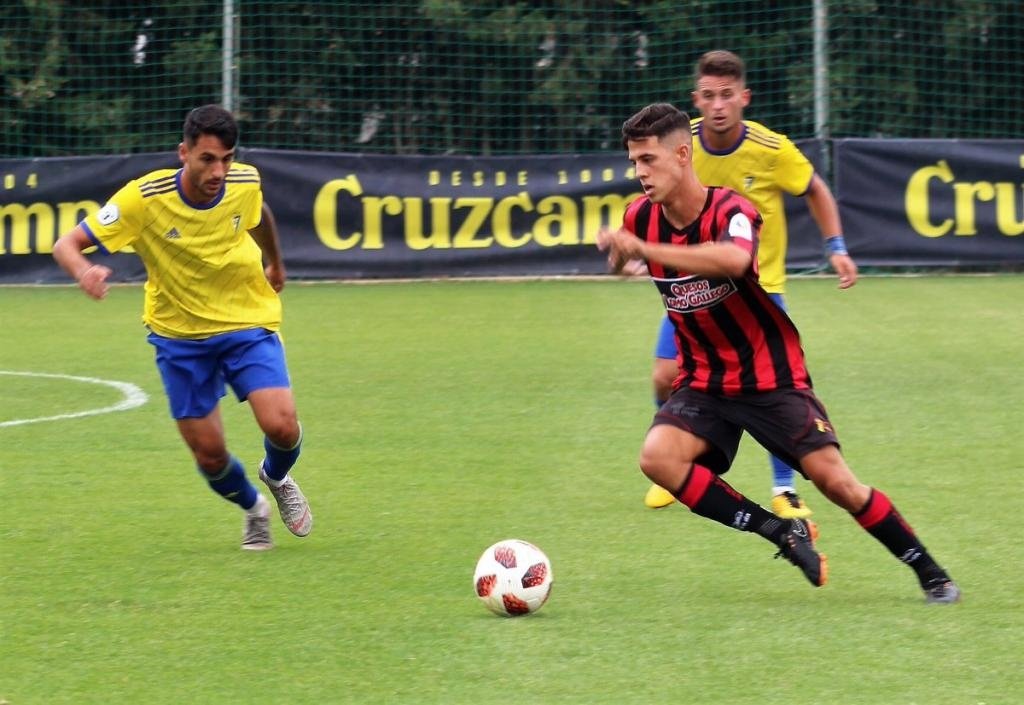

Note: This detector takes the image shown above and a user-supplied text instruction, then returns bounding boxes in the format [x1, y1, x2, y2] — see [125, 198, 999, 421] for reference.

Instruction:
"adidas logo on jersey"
[164, 227, 180, 240]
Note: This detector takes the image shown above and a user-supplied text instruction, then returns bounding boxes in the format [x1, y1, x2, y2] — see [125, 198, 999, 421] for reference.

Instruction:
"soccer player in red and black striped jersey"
[643, 50, 859, 517]
[597, 102, 959, 603]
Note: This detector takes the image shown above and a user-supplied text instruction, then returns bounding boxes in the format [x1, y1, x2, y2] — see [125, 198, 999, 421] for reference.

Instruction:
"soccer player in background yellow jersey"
[53, 105, 312, 550]
[643, 51, 859, 514]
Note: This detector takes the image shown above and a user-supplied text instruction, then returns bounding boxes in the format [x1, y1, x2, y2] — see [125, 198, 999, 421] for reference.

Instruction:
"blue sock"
[263, 424, 302, 482]
[770, 454, 796, 493]
[204, 455, 258, 510]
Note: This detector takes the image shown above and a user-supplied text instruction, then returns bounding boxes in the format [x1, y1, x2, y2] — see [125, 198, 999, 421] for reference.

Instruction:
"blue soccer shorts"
[147, 327, 292, 419]
[654, 292, 787, 359]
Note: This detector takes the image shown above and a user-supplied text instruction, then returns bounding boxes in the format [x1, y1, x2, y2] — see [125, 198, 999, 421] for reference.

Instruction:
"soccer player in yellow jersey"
[643, 51, 859, 514]
[52, 105, 312, 550]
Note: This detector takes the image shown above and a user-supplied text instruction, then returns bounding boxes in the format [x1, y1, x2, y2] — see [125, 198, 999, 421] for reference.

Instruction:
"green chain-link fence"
[2, 1, 1022, 157]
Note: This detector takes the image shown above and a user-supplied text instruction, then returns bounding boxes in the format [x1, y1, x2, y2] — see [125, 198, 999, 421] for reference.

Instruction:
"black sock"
[676, 464, 788, 544]
[853, 488, 949, 587]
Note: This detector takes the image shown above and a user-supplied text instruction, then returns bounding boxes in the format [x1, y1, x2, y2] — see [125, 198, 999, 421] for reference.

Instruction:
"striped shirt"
[624, 187, 811, 395]
[81, 163, 279, 338]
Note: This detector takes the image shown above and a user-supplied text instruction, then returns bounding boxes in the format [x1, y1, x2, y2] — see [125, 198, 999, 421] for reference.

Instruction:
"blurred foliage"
[0, 0, 1020, 157]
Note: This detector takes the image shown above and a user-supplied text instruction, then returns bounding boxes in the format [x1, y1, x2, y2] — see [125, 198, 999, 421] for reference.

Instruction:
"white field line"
[0, 370, 149, 428]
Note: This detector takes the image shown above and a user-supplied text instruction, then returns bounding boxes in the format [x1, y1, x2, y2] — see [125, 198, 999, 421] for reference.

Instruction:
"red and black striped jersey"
[623, 187, 812, 395]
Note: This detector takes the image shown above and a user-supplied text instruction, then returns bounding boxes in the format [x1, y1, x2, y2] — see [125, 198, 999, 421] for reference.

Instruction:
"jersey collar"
[175, 169, 226, 210]
[697, 121, 747, 156]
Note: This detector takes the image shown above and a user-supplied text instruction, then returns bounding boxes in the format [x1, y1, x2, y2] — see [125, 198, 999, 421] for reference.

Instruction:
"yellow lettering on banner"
[493, 192, 533, 248]
[581, 192, 639, 244]
[906, 158, 1024, 237]
[517, 171, 528, 186]
[405, 197, 452, 250]
[905, 161, 953, 237]
[0, 199, 100, 255]
[363, 196, 400, 249]
[314, 176, 360, 249]
[314, 175, 383, 250]
[495, 171, 507, 187]
[994, 183, 1024, 236]
[428, 170, 441, 186]
[534, 196, 578, 246]
[0, 202, 54, 254]
[452, 198, 493, 248]
[952, 181, 994, 235]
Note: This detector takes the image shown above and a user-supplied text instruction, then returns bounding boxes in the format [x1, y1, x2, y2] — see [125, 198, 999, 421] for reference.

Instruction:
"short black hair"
[182, 105, 239, 148]
[621, 103, 691, 149]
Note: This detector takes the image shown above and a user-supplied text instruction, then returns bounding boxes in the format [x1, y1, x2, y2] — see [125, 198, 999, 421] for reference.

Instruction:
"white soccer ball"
[473, 539, 553, 617]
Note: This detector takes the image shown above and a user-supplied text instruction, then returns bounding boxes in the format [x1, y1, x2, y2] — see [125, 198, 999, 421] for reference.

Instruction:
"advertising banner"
[835, 139, 1024, 265]
[2, 139, 1021, 283]
[246, 149, 641, 279]
[0, 153, 176, 283]
[0, 150, 640, 283]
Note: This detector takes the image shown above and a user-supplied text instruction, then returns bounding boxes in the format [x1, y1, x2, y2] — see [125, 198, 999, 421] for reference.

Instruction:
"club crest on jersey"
[743, 175, 754, 191]
[653, 276, 737, 313]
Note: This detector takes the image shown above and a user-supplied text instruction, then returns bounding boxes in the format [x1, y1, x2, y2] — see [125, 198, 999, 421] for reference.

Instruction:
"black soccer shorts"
[651, 387, 840, 475]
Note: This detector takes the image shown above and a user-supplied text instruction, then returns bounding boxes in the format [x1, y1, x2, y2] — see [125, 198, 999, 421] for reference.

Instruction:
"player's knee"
[263, 413, 300, 448]
[638, 445, 674, 484]
[194, 449, 231, 475]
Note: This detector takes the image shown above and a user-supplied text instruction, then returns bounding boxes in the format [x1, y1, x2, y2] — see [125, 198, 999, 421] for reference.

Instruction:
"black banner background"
[836, 139, 1024, 265]
[2, 140, 1021, 284]
[246, 149, 641, 279]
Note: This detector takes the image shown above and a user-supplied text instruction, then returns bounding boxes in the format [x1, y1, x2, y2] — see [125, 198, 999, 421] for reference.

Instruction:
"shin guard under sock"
[204, 455, 258, 510]
[853, 488, 947, 586]
[677, 464, 788, 543]
[262, 423, 302, 482]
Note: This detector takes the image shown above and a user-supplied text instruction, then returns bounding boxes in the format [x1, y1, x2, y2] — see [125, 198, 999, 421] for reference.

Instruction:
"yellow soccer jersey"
[81, 162, 281, 338]
[691, 118, 814, 293]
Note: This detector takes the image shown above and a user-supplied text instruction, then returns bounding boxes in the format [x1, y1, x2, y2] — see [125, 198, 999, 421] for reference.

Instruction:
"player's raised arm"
[52, 224, 111, 300]
[637, 239, 752, 278]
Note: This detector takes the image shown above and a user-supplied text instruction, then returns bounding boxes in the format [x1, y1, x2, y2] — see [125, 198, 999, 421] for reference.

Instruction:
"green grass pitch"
[1, 275, 1021, 704]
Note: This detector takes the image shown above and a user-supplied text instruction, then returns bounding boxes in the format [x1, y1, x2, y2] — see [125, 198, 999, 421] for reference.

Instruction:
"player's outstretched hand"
[78, 264, 112, 300]
[830, 253, 858, 289]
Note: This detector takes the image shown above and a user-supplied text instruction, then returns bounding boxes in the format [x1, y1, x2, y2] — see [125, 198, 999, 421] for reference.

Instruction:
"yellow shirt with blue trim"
[691, 118, 814, 293]
[81, 163, 281, 338]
